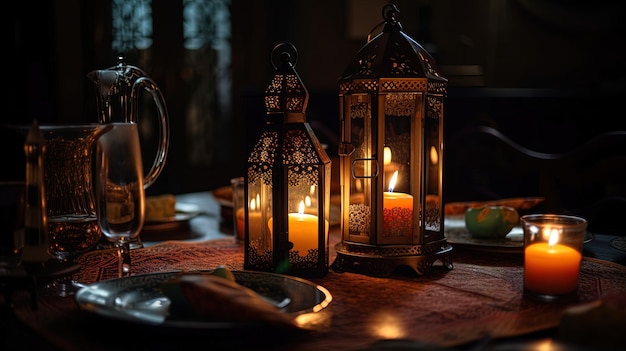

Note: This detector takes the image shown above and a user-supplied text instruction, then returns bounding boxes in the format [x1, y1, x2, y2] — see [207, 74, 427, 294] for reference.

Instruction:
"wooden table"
[3, 191, 626, 351]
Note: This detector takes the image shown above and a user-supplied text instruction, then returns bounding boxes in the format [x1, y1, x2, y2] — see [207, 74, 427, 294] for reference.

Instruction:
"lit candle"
[524, 228, 582, 295]
[268, 200, 327, 256]
[288, 201, 320, 256]
[383, 146, 399, 188]
[239, 195, 263, 242]
[383, 171, 413, 236]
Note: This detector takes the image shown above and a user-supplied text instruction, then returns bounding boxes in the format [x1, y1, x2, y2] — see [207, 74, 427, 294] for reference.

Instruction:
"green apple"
[464, 206, 519, 239]
[211, 265, 236, 282]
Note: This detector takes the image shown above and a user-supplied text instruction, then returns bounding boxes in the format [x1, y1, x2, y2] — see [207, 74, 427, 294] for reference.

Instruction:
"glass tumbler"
[521, 214, 587, 301]
[231, 177, 245, 243]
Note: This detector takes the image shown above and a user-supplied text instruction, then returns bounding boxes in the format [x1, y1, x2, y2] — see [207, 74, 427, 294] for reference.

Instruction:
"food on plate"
[161, 268, 295, 328]
[145, 194, 176, 220]
[464, 206, 519, 239]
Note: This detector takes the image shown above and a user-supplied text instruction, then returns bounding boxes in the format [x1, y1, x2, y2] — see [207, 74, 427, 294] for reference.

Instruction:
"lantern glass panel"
[347, 94, 375, 240]
[246, 160, 273, 252]
[382, 92, 418, 239]
[382, 92, 415, 195]
[424, 97, 443, 236]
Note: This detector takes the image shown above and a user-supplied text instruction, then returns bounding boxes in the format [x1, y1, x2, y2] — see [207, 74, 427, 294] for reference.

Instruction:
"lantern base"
[331, 241, 453, 277]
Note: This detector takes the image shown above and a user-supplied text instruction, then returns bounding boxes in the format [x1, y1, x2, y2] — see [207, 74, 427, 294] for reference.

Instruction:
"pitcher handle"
[131, 76, 170, 189]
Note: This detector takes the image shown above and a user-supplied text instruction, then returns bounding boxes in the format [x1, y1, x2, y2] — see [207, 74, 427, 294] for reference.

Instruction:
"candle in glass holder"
[521, 214, 587, 300]
[237, 193, 263, 243]
[231, 177, 245, 242]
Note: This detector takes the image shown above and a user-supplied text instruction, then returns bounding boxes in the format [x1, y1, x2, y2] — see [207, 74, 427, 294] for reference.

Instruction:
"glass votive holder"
[521, 214, 588, 301]
[230, 177, 245, 243]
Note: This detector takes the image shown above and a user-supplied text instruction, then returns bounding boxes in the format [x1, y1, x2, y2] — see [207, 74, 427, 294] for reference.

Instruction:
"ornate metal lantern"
[244, 42, 331, 278]
[331, 4, 453, 276]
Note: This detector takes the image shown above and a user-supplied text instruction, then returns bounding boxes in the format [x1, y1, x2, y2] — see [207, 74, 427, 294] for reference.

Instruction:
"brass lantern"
[331, 4, 452, 276]
[244, 42, 331, 278]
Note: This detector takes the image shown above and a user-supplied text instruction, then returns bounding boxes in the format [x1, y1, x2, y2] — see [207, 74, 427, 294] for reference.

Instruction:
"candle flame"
[430, 146, 439, 165]
[305, 195, 312, 207]
[298, 200, 305, 215]
[388, 170, 399, 192]
[548, 228, 560, 247]
[250, 194, 260, 211]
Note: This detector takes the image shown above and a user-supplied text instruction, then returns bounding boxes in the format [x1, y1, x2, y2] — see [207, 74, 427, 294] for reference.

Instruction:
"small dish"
[445, 214, 593, 253]
[145, 203, 202, 224]
[445, 214, 524, 252]
[142, 203, 203, 231]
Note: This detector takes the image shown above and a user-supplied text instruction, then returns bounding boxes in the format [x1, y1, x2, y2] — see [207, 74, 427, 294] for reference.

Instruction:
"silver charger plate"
[74, 270, 332, 330]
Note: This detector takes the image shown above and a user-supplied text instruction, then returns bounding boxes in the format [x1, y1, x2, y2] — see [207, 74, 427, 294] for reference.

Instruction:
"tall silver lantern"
[244, 42, 331, 278]
[331, 4, 453, 276]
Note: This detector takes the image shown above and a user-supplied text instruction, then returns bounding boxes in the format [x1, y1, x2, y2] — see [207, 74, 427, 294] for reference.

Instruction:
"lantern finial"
[381, 4, 401, 31]
[264, 41, 308, 117]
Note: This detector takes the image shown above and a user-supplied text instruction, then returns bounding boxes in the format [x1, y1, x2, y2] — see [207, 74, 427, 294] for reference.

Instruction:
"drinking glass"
[37, 123, 105, 296]
[94, 123, 145, 277]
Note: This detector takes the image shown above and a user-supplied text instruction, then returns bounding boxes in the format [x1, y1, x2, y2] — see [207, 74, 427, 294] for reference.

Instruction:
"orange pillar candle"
[524, 229, 582, 295]
[269, 201, 327, 257]
[383, 171, 413, 236]
[235, 207, 245, 239]
[242, 196, 264, 243]
[288, 215, 319, 257]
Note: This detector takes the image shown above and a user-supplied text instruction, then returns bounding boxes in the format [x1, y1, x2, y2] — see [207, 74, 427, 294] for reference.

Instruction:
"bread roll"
[145, 194, 176, 220]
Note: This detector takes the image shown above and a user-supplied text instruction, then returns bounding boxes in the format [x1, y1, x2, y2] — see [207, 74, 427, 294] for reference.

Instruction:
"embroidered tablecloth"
[12, 237, 626, 351]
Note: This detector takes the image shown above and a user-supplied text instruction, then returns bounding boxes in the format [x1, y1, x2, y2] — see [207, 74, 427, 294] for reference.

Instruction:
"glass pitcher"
[87, 54, 169, 189]
[40, 124, 110, 260]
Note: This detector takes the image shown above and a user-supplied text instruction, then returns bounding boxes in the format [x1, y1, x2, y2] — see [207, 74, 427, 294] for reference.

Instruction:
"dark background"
[3, 0, 626, 232]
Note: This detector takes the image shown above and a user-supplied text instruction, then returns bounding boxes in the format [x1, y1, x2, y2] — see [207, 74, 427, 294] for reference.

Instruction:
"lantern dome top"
[339, 4, 446, 83]
[264, 41, 309, 116]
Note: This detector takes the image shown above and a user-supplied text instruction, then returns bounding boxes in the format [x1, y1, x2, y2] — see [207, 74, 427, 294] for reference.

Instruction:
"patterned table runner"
[13, 238, 626, 350]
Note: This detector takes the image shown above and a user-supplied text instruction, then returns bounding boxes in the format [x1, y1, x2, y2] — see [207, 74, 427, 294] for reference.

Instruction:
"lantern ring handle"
[382, 4, 400, 23]
[367, 4, 401, 42]
[270, 41, 298, 70]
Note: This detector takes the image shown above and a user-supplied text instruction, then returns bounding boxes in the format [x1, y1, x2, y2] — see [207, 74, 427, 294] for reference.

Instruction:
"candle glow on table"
[383, 171, 413, 237]
[524, 227, 582, 296]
